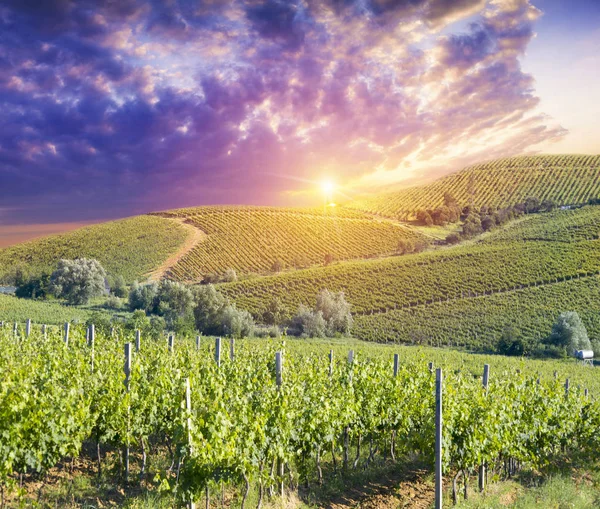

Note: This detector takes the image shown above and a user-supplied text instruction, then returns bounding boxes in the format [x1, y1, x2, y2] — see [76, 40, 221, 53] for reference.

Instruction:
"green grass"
[0, 294, 129, 325]
[0, 215, 189, 283]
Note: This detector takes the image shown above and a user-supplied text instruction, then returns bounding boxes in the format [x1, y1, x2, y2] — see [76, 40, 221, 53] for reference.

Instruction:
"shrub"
[316, 289, 353, 336]
[222, 268, 238, 283]
[111, 275, 128, 298]
[50, 258, 107, 305]
[291, 305, 326, 338]
[128, 281, 158, 312]
[545, 311, 591, 356]
[445, 233, 461, 245]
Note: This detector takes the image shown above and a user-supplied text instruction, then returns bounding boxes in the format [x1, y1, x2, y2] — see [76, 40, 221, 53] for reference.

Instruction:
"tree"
[396, 238, 415, 255]
[541, 199, 556, 212]
[193, 284, 227, 335]
[416, 210, 433, 226]
[323, 253, 334, 266]
[222, 268, 238, 283]
[111, 275, 127, 298]
[545, 311, 591, 356]
[263, 297, 287, 326]
[445, 233, 461, 245]
[15, 273, 51, 299]
[271, 259, 284, 273]
[524, 196, 541, 214]
[128, 281, 158, 312]
[462, 215, 483, 238]
[50, 258, 106, 305]
[291, 305, 326, 338]
[481, 216, 496, 232]
[315, 289, 353, 336]
[155, 280, 195, 324]
[496, 326, 535, 356]
[221, 305, 255, 338]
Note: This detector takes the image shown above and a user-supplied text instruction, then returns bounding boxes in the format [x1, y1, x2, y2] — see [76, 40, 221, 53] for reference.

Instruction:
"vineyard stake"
[480, 364, 490, 492]
[13, 322, 17, 336]
[64, 322, 70, 346]
[168, 334, 174, 353]
[26, 319, 31, 338]
[196, 335, 201, 351]
[275, 351, 284, 497]
[215, 337, 221, 366]
[348, 350, 354, 383]
[329, 349, 333, 376]
[435, 368, 443, 509]
[565, 378, 570, 397]
[185, 378, 196, 509]
[229, 338, 235, 361]
[393, 353, 399, 377]
[42, 324, 47, 339]
[88, 324, 95, 373]
[135, 330, 141, 352]
[428, 361, 434, 373]
[124, 343, 131, 484]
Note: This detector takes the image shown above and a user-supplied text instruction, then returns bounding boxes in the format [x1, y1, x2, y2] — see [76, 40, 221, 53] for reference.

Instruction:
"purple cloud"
[0, 0, 567, 225]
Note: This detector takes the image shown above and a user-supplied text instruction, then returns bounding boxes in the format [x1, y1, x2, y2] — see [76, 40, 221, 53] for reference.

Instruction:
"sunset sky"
[0, 0, 599, 244]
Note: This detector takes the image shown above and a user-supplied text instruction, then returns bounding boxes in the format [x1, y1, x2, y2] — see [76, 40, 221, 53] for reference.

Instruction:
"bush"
[263, 297, 287, 326]
[222, 268, 238, 283]
[445, 233, 461, 245]
[316, 289, 353, 336]
[397, 238, 415, 255]
[111, 275, 128, 298]
[291, 305, 326, 338]
[104, 295, 123, 309]
[496, 326, 536, 356]
[15, 273, 51, 299]
[50, 258, 107, 305]
[221, 305, 255, 338]
[545, 311, 591, 356]
[128, 281, 158, 312]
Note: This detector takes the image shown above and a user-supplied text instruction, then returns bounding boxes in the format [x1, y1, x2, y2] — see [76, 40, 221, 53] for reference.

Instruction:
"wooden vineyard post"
[479, 364, 490, 492]
[329, 349, 334, 376]
[13, 322, 17, 336]
[124, 343, 131, 484]
[196, 335, 201, 351]
[185, 378, 196, 509]
[565, 378, 570, 397]
[168, 334, 174, 354]
[393, 353, 399, 377]
[435, 368, 443, 509]
[429, 361, 434, 373]
[215, 337, 221, 367]
[229, 338, 235, 362]
[88, 324, 95, 373]
[135, 330, 141, 352]
[275, 351, 284, 498]
[42, 324, 47, 339]
[26, 319, 31, 338]
[64, 322, 70, 346]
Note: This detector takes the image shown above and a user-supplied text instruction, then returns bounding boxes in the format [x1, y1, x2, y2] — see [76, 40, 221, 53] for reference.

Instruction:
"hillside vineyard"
[220, 206, 600, 347]
[348, 155, 600, 219]
[152, 206, 426, 281]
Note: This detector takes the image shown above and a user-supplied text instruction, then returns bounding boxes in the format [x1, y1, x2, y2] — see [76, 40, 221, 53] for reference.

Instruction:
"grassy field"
[0, 215, 189, 283]
[348, 154, 600, 219]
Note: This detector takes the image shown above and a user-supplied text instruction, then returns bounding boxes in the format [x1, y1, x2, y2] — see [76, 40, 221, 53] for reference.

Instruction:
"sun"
[320, 179, 335, 196]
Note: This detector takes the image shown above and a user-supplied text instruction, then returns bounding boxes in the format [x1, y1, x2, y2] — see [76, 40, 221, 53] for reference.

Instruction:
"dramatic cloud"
[0, 0, 566, 224]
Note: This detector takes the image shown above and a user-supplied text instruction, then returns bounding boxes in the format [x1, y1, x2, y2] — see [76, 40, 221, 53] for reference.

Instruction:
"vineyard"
[1, 325, 599, 507]
[0, 215, 189, 283]
[348, 154, 600, 219]
[353, 276, 600, 349]
[152, 206, 427, 281]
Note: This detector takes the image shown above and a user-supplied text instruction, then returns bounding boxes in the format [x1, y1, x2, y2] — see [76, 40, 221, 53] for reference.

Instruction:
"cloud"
[0, 0, 566, 225]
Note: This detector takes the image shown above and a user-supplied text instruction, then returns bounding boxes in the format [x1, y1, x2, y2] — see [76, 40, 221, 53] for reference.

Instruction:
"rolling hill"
[0, 215, 189, 283]
[348, 154, 600, 219]
[151, 206, 427, 281]
[218, 204, 600, 349]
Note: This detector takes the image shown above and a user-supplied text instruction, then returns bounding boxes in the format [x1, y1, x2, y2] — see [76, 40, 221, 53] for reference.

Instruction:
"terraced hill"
[152, 206, 427, 281]
[348, 154, 600, 219]
[219, 205, 600, 349]
[0, 216, 189, 283]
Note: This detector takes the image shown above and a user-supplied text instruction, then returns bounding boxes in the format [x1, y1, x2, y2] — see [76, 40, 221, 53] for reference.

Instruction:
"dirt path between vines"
[147, 218, 206, 281]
